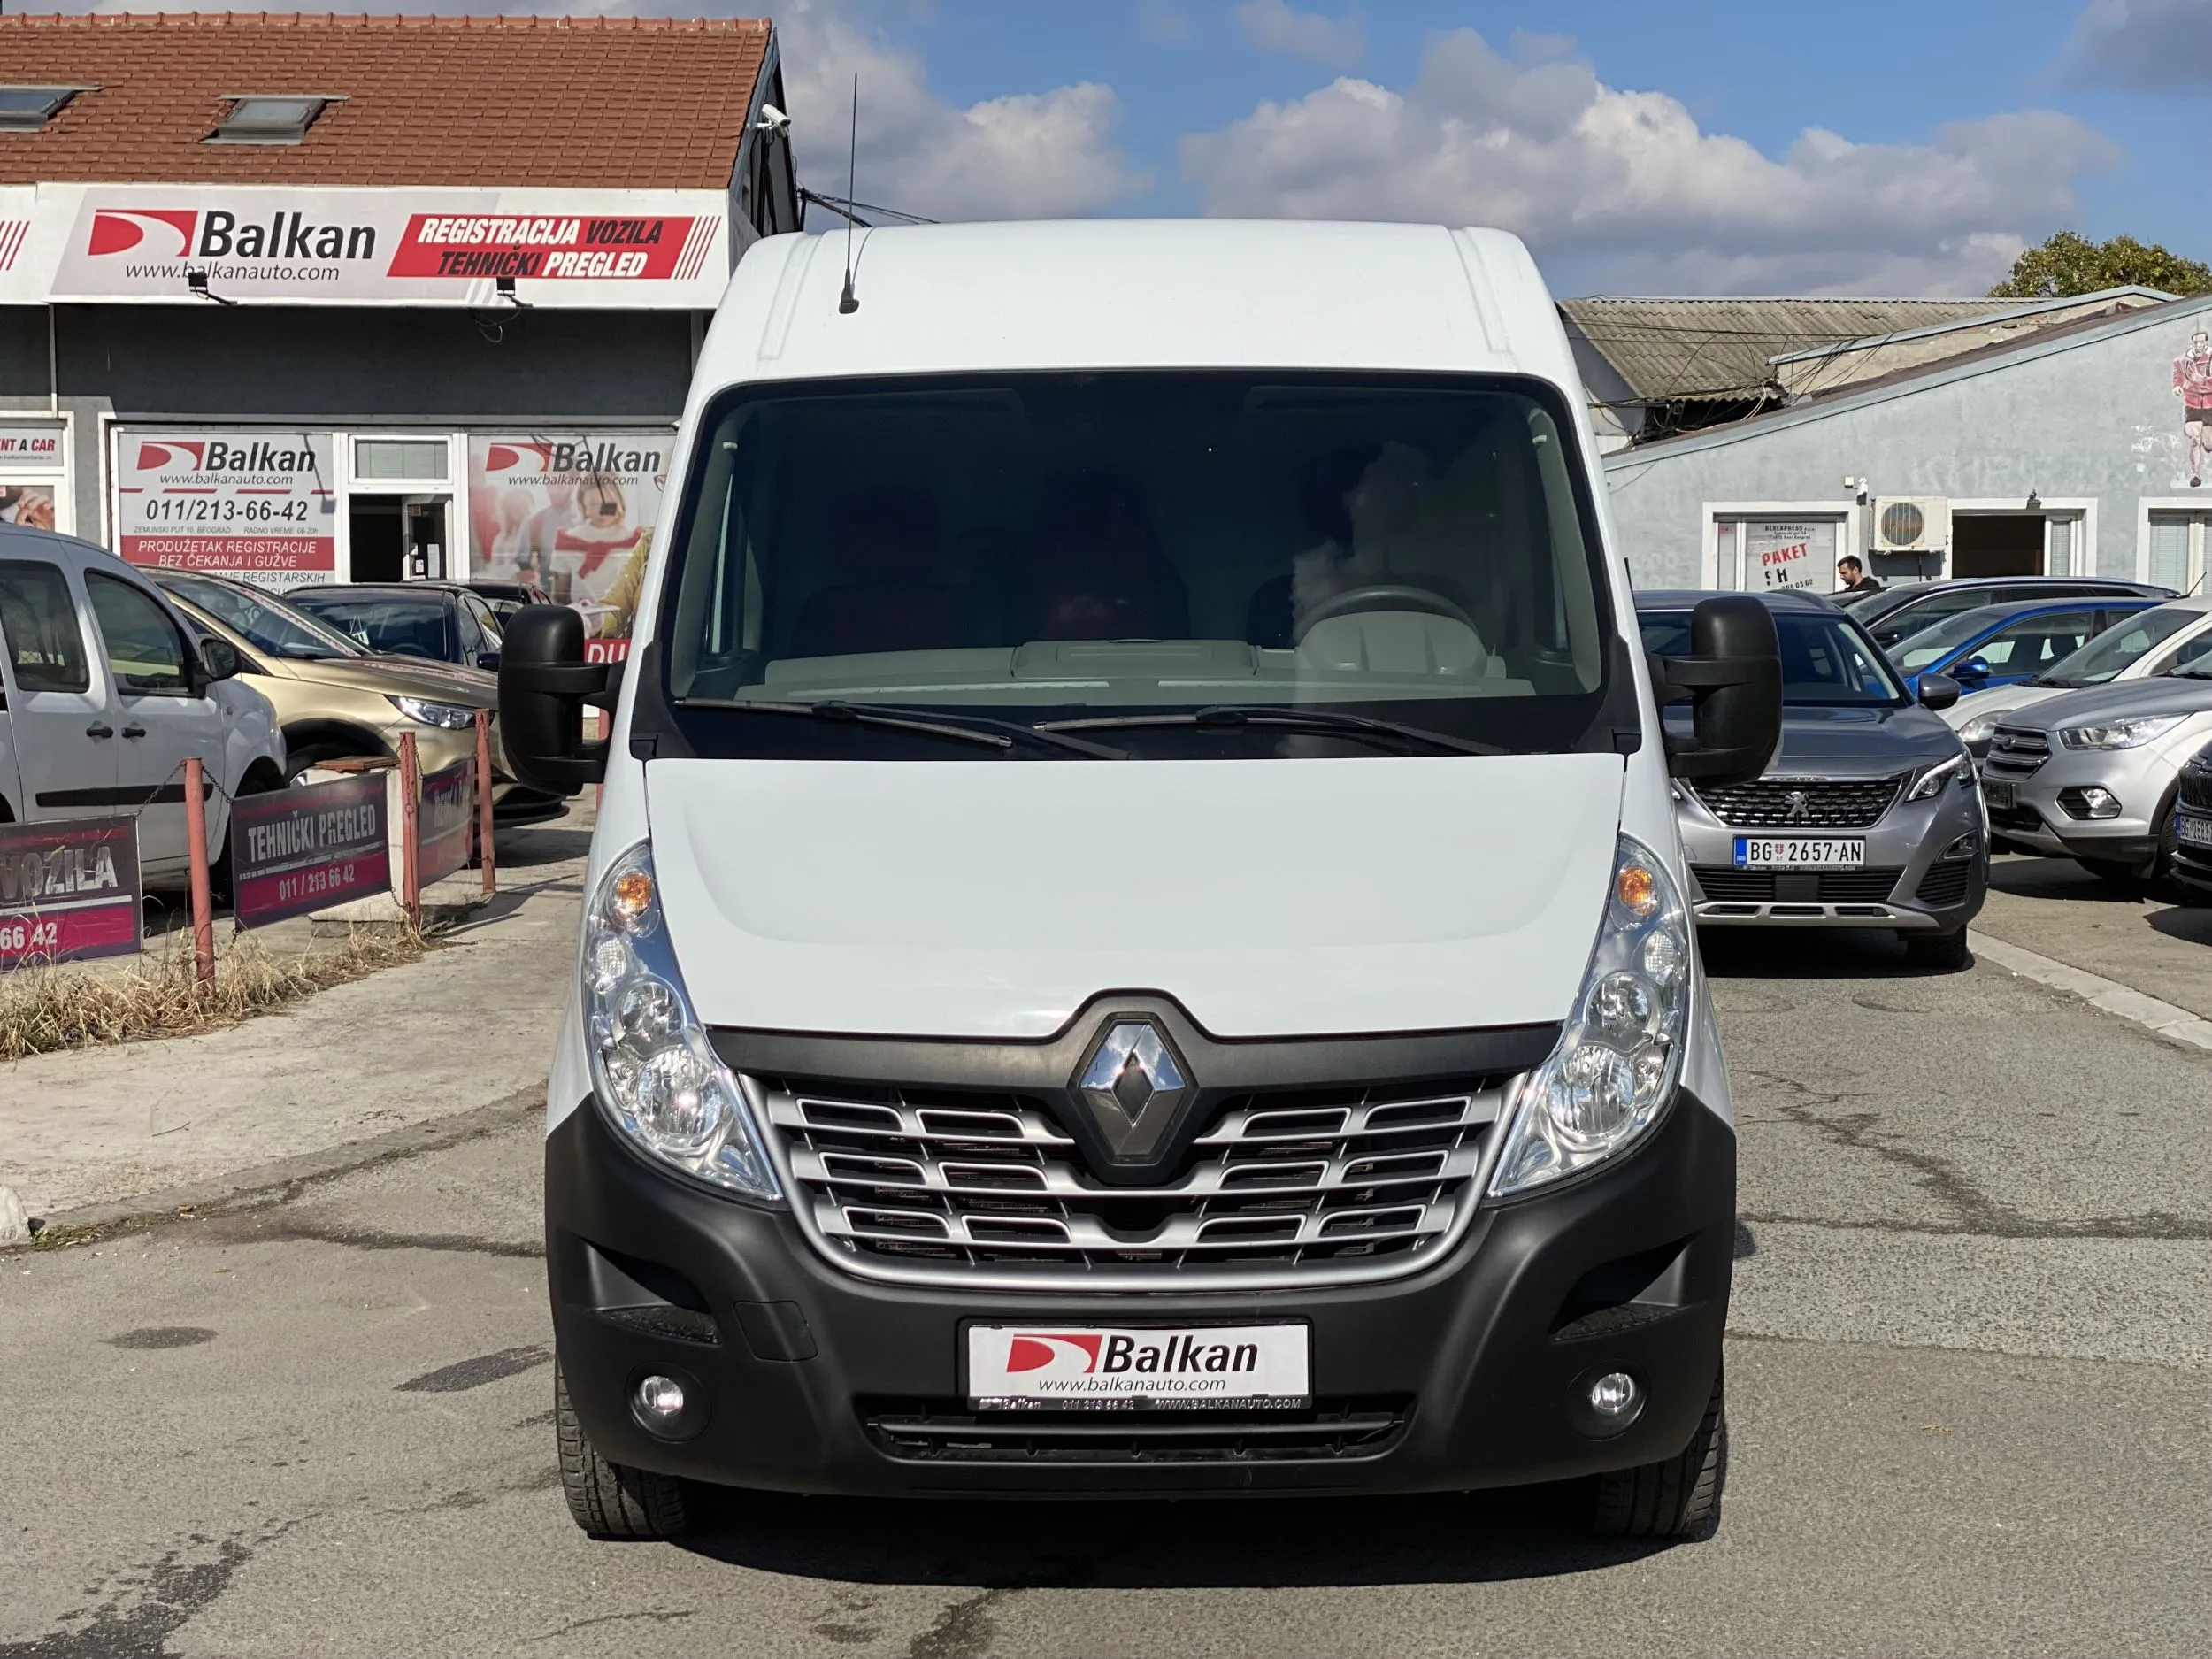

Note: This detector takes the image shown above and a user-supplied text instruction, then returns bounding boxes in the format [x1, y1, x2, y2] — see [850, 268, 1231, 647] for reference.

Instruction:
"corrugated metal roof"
[1559, 296, 2016, 404]
[0, 12, 772, 190]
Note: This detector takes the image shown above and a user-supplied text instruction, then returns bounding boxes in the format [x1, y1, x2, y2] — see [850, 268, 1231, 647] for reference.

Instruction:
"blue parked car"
[1888, 595, 2162, 697]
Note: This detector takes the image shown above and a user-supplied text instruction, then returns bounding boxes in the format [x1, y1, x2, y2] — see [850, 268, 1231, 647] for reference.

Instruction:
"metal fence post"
[398, 731, 421, 933]
[182, 757, 216, 993]
[475, 709, 495, 897]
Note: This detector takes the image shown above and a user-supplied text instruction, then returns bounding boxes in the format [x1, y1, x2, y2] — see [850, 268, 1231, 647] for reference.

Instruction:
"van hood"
[645, 754, 1624, 1040]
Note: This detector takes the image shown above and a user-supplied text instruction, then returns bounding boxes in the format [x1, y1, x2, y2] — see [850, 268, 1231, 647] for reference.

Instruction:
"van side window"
[85, 572, 193, 695]
[0, 558, 91, 693]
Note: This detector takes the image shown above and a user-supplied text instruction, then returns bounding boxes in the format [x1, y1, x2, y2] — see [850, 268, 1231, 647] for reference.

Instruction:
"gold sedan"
[150, 571, 572, 825]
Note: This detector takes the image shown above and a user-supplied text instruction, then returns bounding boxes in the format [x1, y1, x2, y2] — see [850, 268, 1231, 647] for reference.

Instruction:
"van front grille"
[758, 1079, 1502, 1290]
[860, 1396, 1412, 1463]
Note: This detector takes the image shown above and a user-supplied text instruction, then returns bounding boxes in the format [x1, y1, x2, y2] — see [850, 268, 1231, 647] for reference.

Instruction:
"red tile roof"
[0, 12, 774, 189]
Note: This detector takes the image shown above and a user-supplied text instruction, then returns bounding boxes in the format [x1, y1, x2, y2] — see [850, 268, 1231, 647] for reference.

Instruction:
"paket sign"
[111, 428, 337, 582]
[0, 818, 142, 969]
[227, 773, 389, 927]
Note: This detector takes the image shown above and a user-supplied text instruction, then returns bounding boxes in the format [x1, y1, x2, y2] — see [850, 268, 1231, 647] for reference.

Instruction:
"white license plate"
[1732, 837, 1867, 870]
[2178, 813, 2212, 849]
[965, 1323, 1310, 1410]
[1983, 780, 2016, 810]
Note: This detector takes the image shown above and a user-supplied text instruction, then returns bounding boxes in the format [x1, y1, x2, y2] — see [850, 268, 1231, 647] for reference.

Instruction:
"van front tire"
[555, 1362, 692, 1540]
[1590, 1370, 1726, 1540]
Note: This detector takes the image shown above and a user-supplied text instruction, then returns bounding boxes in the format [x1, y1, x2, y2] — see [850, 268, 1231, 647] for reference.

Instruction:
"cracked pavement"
[4, 927, 2210, 1656]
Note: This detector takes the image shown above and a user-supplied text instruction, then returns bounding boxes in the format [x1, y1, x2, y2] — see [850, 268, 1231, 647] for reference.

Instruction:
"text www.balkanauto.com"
[122, 262, 342, 282]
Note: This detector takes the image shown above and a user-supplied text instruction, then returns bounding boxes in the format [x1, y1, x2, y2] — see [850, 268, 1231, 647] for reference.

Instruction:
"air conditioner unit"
[1869, 495, 1950, 556]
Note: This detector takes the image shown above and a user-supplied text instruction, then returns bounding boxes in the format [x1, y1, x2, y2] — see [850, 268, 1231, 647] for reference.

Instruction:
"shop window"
[354, 439, 448, 481]
[2146, 511, 2209, 594]
[1709, 511, 1848, 594]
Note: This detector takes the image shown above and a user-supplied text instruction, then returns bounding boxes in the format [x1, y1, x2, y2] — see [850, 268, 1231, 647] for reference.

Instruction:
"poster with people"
[465, 434, 670, 655]
[0, 483, 56, 531]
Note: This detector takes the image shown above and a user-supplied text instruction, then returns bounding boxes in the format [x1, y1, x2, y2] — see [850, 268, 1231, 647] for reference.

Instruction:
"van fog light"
[634, 1374, 687, 1424]
[1492, 838, 1693, 1197]
[1590, 1371, 1640, 1418]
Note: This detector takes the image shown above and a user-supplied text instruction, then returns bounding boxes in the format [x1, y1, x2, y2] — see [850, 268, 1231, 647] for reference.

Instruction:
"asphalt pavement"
[4, 924, 2210, 1658]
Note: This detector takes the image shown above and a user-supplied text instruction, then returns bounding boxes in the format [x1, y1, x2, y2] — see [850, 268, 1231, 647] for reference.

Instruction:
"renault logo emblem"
[1073, 1019, 1192, 1160]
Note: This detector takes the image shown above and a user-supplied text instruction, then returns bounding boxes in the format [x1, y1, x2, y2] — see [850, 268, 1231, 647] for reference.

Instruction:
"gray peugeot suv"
[1638, 589, 1986, 968]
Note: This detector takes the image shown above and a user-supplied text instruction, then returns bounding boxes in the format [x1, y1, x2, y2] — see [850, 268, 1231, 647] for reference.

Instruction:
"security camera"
[756, 104, 792, 136]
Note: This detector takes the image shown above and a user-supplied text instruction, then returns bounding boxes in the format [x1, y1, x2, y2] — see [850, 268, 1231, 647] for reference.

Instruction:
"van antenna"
[838, 73, 860, 315]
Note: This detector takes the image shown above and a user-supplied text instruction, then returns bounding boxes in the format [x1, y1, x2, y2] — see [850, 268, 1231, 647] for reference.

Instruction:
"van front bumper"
[545, 1089, 1736, 1497]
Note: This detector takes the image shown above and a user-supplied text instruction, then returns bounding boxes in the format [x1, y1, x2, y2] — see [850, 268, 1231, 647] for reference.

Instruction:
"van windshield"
[657, 373, 1615, 758]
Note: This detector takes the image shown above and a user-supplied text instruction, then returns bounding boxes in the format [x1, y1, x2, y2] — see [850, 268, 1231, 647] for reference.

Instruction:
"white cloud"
[2055, 0, 2212, 93]
[41, 0, 1145, 223]
[778, 0, 1146, 221]
[1180, 29, 2119, 295]
[1233, 0, 1364, 72]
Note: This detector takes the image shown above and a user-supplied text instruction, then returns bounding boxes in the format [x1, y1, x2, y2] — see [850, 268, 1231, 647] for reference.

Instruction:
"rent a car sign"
[12, 185, 727, 309]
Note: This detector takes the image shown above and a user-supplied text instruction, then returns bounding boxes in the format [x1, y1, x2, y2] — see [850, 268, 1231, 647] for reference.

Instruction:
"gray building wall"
[1601, 293, 2212, 588]
[0, 303, 699, 544]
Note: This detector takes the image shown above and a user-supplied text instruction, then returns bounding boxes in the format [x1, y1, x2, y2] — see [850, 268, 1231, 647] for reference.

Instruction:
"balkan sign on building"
[3, 186, 729, 310]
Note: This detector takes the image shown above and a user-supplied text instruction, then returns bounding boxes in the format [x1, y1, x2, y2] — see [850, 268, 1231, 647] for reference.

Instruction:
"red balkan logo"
[1004, 1334, 1104, 1374]
[87, 209, 200, 258]
[386, 214, 721, 281]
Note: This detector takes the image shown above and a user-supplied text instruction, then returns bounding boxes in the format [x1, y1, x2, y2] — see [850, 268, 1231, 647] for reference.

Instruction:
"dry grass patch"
[0, 927, 425, 1060]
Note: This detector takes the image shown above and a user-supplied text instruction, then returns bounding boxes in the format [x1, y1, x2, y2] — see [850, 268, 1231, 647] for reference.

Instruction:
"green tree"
[1989, 231, 2212, 300]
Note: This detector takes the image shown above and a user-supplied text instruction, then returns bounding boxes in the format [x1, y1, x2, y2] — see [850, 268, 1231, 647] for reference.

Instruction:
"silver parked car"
[1978, 670, 2212, 885]
[1639, 588, 1985, 968]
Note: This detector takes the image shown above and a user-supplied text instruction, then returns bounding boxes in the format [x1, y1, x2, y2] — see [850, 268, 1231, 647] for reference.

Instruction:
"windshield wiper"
[1037, 704, 1504, 756]
[680, 698, 1127, 758]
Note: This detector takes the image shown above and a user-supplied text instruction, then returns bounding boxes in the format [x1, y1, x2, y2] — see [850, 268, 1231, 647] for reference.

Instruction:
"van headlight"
[1490, 835, 1692, 1198]
[580, 842, 780, 1202]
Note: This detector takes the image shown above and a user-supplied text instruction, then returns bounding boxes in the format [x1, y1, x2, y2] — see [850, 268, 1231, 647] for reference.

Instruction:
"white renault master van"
[500, 220, 1782, 1543]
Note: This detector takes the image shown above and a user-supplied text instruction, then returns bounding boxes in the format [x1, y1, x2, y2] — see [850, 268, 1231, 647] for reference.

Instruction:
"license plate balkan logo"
[966, 1324, 1310, 1409]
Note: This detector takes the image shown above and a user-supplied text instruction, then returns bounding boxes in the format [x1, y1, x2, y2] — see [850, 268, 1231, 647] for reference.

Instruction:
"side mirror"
[198, 636, 242, 683]
[476, 650, 501, 672]
[1953, 656, 1992, 684]
[1917, 672, 1962, 711]
[497, 604, 614, 791]
[1653, 595, 1783, 788]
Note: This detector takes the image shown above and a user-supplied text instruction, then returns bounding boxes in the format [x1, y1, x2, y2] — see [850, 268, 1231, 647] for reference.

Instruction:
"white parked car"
[1943, 596, 2212, 756]
[0, 524, 285, 886]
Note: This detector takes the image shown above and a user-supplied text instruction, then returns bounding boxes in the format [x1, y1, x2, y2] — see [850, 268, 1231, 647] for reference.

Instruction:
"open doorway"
[348, 495, 450, 582]
[1950, 512, 2046, 579]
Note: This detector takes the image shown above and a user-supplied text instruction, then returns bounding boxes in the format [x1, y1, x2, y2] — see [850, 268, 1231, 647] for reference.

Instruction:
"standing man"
[1836, 555, 1883, 595]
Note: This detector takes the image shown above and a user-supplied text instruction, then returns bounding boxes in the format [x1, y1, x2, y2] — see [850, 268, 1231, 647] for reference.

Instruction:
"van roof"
[702, 219, 1573, 393]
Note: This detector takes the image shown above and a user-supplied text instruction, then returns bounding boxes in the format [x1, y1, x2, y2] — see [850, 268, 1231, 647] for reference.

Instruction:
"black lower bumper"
[546, 1091, 1736, 1497]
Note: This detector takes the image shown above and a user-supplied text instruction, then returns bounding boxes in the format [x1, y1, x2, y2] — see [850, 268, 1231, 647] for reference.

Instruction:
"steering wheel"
[1294, 583, 1477, 644]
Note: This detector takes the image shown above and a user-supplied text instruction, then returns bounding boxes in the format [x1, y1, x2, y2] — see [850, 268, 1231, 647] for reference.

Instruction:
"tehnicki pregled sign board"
[227, 773, 389, 927]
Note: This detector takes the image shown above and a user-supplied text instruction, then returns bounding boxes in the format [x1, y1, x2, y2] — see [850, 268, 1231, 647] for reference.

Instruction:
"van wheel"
[1904, 927, 1971, 972]
[555, 1362, 691, 1540]
[1591, 1370, 1726, 1540]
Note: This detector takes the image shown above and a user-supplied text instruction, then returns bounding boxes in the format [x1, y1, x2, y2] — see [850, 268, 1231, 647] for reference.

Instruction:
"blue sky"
[766, 0, 2212, 295]
[37, 0, 2212, 296]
